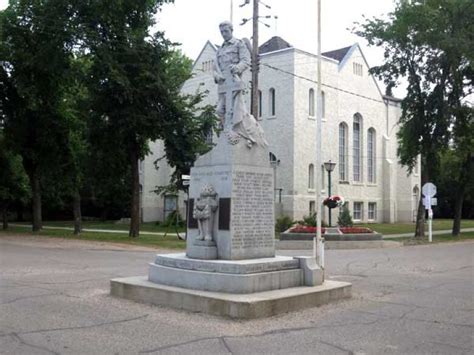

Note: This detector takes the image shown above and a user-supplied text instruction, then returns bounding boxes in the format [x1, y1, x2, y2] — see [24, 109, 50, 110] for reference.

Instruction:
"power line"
[261, 63, 385, 103]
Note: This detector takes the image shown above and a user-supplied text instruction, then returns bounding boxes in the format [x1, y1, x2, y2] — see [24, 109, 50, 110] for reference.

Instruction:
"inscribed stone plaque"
[231, 170, 274, 255]
[219, 198, 231, 230]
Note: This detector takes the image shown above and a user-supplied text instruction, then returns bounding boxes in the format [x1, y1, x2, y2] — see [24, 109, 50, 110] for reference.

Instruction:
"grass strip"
[0, 226, 186, 250]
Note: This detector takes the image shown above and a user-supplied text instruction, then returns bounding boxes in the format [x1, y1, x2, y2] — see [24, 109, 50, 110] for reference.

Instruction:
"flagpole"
[314, 0, 323, 270]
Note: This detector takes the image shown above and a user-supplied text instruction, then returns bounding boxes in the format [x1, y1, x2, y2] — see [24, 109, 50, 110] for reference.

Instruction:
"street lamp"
[269, 153, 280, 202]
[323, 160, 337, 226]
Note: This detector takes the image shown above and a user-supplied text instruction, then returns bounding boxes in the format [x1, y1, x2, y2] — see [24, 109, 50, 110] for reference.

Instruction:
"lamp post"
[270, 154, 280, 202]
[323, 160, 336, 226]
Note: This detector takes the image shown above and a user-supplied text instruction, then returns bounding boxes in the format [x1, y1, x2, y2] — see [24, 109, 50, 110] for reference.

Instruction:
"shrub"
[302, 213, 317, 227]
[275, 215, 294, 233]
[297, 213, 328, 227]
[338, 204, 353, 227]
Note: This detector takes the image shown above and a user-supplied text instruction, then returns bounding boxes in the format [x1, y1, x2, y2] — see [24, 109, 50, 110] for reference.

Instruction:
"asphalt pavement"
[0, 235, 473, 354]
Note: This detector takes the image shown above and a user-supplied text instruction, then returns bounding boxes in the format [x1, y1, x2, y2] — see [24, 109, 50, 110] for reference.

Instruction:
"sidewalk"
[10, 223, 474, 239]
[10, 223, 186, 239]
[382, 227, 474, 239]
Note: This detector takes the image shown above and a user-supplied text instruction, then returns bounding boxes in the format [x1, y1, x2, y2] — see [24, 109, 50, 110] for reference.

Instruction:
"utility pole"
[314, 0, 323, 268]
[251, 0, 259, 118]
[230, 0, 234, 25]
[241, 0, 270, 118]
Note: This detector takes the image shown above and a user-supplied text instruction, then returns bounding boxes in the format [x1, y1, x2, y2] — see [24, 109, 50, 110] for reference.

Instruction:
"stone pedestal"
[186, 134, 275, 260]
[110, 134, 352, 317]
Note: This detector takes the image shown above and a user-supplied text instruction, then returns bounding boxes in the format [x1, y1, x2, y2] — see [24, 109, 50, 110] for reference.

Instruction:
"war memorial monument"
[111, 21, 351, 318]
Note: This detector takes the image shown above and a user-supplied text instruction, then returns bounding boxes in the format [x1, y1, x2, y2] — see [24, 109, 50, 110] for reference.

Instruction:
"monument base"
[110, 276, 351, 319]
[110, 253, 352, 318]
[187, 240, 218, 260]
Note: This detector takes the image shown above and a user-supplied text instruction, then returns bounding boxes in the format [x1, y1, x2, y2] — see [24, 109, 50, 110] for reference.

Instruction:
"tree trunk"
[73, 190, 82, 235]
[452, 190, 464, 236]
[31, 171, 42, 232]
[2, 206, 8, 230]
[129, 147, 140, 238]
[415, 166, 429, 238]
[414, 198, 425, 238]
[452, 153, 471, 236]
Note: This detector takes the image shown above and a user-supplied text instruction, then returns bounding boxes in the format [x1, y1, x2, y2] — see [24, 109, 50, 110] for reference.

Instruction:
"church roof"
[322, 45, 353, 62]
[259, 36, 292, 54]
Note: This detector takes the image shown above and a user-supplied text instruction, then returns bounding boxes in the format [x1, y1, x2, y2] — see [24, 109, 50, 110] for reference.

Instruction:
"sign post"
[422, 183, 437, 243]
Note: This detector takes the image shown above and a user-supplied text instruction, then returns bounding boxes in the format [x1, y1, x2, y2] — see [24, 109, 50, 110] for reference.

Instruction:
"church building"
[139, 37, 420, 224]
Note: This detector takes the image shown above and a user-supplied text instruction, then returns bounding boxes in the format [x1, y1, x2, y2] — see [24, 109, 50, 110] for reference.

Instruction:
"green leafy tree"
[0, 0, 77, 231]
[0, 132, 30, 229]
[337, 205, 353, 227]
[80, 1, 217, 237]
[435, 140, 474, 235]
[56, 56, 91, 235]
[355, 0, 474, 236]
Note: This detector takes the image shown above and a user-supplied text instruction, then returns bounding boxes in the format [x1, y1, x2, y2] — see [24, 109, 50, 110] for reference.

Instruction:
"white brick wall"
[141, 41, 420, 223]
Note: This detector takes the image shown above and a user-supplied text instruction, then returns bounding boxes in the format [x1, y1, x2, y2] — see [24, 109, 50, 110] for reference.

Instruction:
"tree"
[0, 0, 77, 232]
[435, 126, 474, 235]
[355, 0, 474, 236]
[0, 132, 30, 229]
[56, 56, 91, 235]
[337, 205, 353, 227]
[80, 0, 217, 237]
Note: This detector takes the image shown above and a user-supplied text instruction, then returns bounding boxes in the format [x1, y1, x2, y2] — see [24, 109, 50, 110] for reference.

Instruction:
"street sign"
[182, 180, 190, 186]
[423, 196, 438, 209]
[422, 182, 437, 197]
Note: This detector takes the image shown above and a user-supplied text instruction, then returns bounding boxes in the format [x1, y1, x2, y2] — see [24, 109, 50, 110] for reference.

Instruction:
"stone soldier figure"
[214, 21, 267, 147]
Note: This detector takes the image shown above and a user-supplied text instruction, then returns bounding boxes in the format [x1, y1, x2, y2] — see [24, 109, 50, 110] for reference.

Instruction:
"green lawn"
[2, 223, 472, 250]
[16, 218, 474, 236]
[1, 226, 186, 249]
[357, 219, 474, 235]
[385, 231, 474, 245]
[12, 220, 185, 233]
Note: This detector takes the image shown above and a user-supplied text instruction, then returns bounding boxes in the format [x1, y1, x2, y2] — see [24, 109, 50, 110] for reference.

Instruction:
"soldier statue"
[213, 21, 267, 148]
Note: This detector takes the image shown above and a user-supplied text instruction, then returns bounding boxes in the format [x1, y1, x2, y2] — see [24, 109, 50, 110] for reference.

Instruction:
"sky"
[0, 0, 403, 96]
[154, 0, 401, 96]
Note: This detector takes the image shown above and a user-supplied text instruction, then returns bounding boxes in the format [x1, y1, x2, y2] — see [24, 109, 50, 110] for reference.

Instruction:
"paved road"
[1, 235, 473, 355]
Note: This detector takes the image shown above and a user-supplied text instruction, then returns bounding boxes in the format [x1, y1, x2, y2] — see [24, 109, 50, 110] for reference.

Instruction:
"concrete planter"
[324, 233, 382, 241]
[281, 229, 382, 241]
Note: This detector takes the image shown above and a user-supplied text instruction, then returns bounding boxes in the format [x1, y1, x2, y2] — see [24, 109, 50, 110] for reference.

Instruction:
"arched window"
[258, 90, 262, 118]
[367, 128, 376, 183]
[309, 88, 315, 117]
[353, 114, 362, 181]
[339, 123, 348, 181]
[308, 164, 314, 189]
[269, 88, 276, 116]
[321, 91, 325, 118]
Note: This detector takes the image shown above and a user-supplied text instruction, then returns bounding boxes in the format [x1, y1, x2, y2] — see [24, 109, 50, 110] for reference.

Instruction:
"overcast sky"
[0, 0, 403, 96]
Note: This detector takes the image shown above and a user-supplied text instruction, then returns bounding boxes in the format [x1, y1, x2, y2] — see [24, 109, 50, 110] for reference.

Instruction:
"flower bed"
[339, 227, 373, 234]
[281, 225, 382, 241]
[287, 225, 326, 234]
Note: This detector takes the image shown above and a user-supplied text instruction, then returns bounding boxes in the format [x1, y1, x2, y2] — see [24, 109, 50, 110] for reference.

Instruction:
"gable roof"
[191, 40, 217, 71]
[321, 45, 352, 62]
[259, 36, 292, 54]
